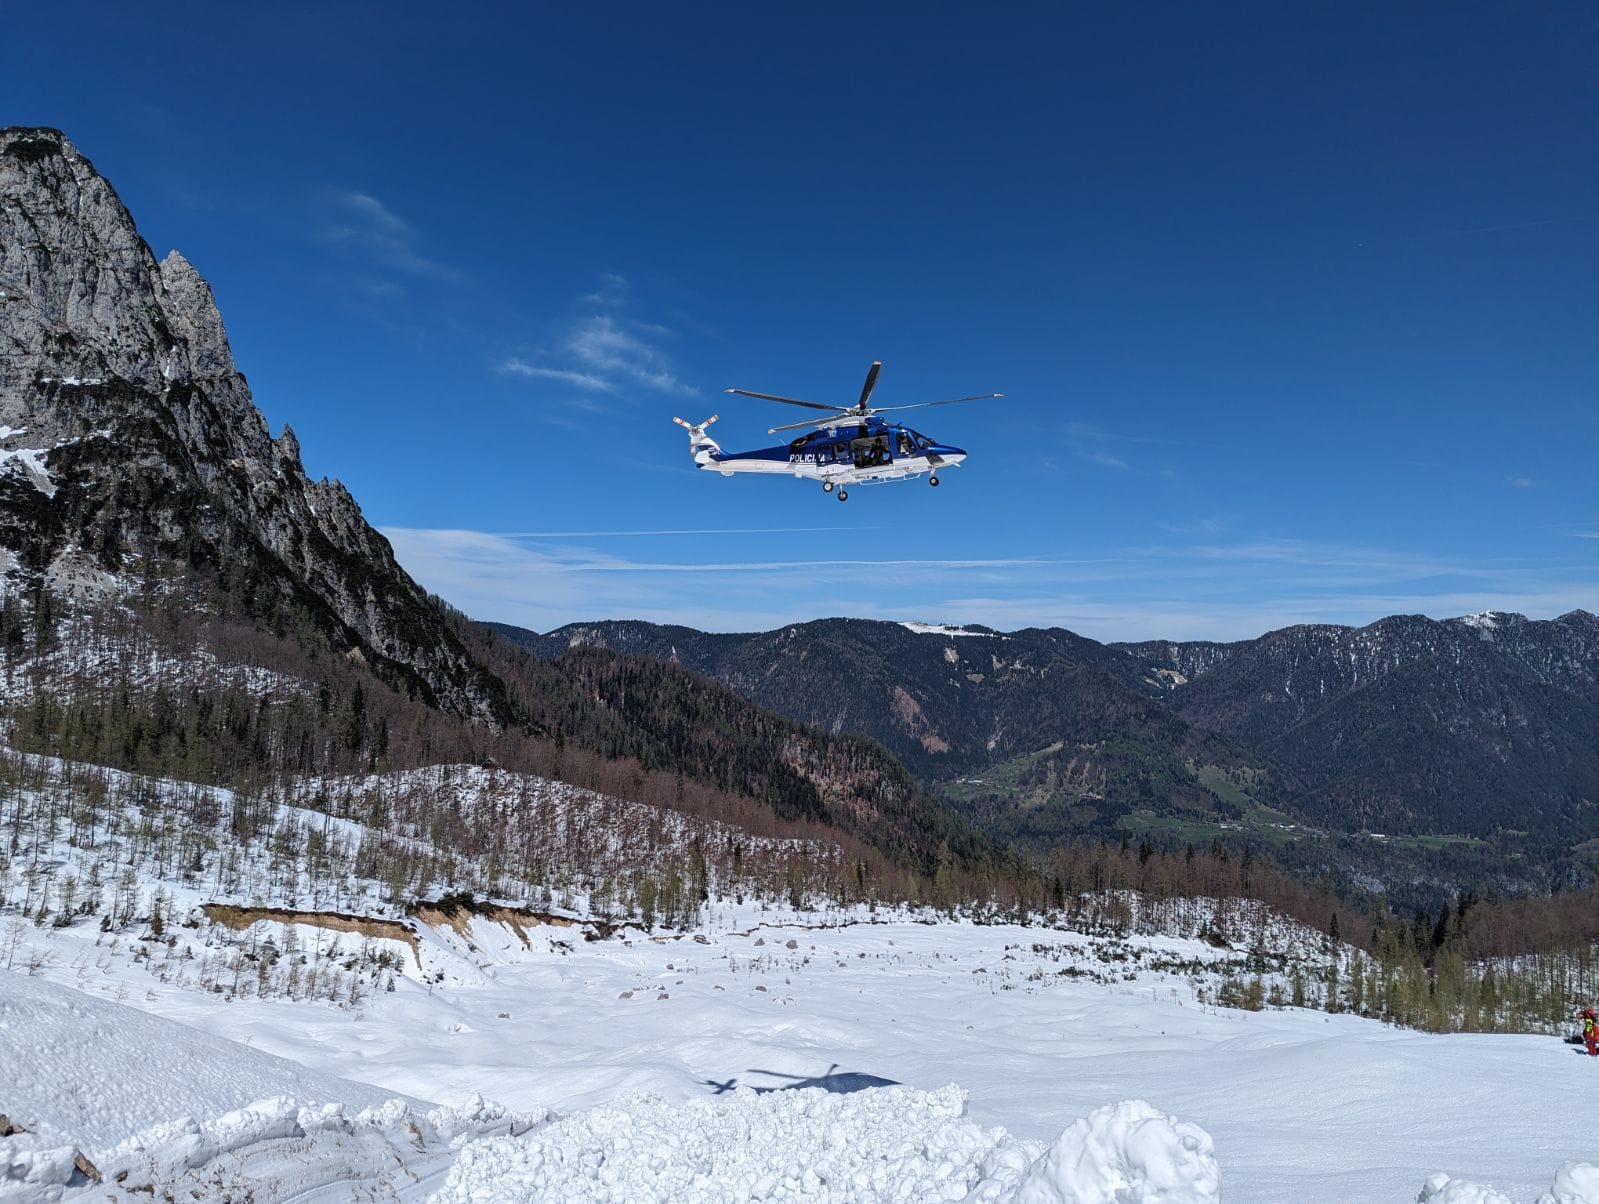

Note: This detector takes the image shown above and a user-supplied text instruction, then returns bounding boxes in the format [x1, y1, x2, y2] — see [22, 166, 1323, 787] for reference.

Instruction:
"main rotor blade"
[856, 361, 883, 411]
[767, 415, 847, 434]
[871, 392, 1004, 412]
[724, 387, 843, 412]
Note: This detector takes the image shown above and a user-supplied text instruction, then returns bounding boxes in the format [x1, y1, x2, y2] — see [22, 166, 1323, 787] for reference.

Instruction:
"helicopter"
[673, 361, 1001, 501]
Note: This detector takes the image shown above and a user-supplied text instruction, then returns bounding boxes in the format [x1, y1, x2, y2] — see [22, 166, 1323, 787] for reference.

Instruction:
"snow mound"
[1012, 1099, 1219, 1204]
[1544, 1164, 1599, 1204]
[1417, 1164, 1599, 1204]
[432, 1086, 1218, 1204]
[1, 1093, 546, 1202]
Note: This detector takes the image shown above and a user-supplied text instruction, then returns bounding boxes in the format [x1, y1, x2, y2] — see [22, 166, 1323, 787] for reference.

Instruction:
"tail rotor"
[673, 414, 721, 464]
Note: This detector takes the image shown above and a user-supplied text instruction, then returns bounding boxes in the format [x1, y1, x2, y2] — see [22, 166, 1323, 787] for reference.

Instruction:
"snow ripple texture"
[431, 1086, 1220, 1204]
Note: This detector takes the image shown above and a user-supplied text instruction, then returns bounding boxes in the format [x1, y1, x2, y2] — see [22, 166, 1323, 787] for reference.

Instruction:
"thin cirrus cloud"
[382, 528, 1599, 642]
[321, 191, 465, 283]
[566, 313, 695, 396]
[499, 276, 700, 403]
[499, 360, 615, 392]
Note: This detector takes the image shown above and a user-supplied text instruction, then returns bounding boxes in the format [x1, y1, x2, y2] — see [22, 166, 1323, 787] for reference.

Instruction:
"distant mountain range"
[490, 610, 1599, 896]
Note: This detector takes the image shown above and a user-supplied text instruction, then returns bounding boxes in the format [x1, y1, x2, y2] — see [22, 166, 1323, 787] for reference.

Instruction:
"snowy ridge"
[901, 621, 998, 638]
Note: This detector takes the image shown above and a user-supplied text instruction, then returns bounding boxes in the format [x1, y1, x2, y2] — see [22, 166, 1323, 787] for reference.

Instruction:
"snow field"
[6, 752, 1599, 1200]
[0, 970, 411, 1152]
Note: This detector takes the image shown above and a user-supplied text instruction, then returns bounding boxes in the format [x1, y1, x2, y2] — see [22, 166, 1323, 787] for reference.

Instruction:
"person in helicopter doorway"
[872, 436, 890, 465]
[1582, 1007, 1598, 1056]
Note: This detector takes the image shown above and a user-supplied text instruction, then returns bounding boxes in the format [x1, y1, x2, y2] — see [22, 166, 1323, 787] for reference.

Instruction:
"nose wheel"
[837, 489, 849, 502]
[929, 475, 940, 487]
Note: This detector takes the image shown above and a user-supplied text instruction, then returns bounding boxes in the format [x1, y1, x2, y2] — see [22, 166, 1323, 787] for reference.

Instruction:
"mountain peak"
[157, 249, 237, 379]
[0, 129, 507, 722]
[1, 126, 75, 161]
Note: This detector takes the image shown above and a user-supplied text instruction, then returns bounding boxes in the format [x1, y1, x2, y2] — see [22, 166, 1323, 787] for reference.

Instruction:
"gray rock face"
[0, 126, 503, 722]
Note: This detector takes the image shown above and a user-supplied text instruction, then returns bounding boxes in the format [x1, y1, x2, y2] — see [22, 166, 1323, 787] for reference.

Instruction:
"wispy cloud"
[580, 272, 630, 307]
[321, 191, 465, 285]
[499, 275, 699, 405]
[498, 359, 614, 391]
[1061, 421, 1185, 477]
[1506, 476, 1534, 489]
[382, 528, 1598, 642]
[1081, 449, 1130, 470]
[1159, 516, 1227, 536]
[567, 313, 695, 396]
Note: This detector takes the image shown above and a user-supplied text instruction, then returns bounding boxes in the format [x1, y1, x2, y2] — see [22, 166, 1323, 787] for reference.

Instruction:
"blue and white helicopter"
[674, 361, 1001, 501]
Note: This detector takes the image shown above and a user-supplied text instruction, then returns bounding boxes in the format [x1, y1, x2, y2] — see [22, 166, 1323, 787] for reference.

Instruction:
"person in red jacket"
[1582, 1007, 1597, 1057]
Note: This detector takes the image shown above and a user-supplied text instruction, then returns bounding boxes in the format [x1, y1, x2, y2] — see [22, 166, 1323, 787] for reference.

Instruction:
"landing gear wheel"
[929, 475, 940, 487]
[837, 489, 849, 502]
[823, 481, 834, 493]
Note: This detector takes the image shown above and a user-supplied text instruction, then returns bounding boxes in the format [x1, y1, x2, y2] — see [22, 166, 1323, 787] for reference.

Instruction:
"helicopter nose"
[933, 444, 967, 463]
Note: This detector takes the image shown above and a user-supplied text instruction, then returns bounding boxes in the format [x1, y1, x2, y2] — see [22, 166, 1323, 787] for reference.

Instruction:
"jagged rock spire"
[0, 126, 505, 723]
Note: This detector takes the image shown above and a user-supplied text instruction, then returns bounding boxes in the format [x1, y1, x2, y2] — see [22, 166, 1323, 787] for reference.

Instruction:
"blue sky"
[10, 2, 1596, 640]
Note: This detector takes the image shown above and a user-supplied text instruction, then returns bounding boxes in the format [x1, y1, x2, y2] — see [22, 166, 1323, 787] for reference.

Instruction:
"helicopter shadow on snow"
[703, 1063, 901, 1096]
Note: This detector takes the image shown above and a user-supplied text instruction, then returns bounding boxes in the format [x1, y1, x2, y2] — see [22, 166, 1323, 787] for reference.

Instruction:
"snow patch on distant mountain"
[901, 621, 997, 638]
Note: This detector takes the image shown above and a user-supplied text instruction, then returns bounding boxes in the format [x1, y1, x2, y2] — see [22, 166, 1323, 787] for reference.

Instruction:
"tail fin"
[673, 414, 721, 466]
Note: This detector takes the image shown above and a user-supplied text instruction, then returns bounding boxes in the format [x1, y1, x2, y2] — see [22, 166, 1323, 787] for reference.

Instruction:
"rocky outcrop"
[0, 127, 506, 721]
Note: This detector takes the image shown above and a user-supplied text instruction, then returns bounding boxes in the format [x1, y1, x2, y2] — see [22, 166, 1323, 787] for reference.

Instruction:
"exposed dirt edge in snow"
[410, 900, 620, 944]
[201, 901, 621, 969]
[202, 905, 423, 968]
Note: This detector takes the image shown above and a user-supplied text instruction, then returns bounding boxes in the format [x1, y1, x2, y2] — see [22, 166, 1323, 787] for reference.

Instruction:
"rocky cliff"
[0, 127, 505, 720]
